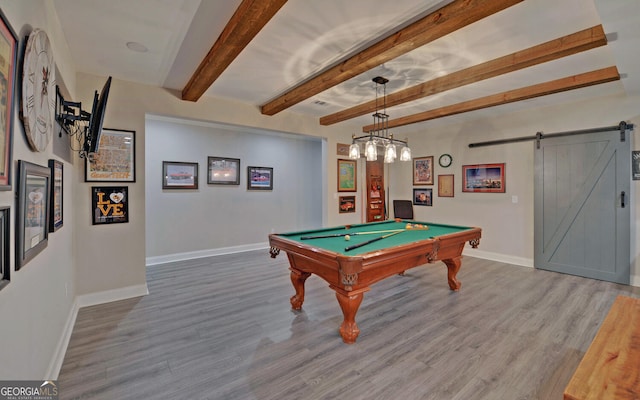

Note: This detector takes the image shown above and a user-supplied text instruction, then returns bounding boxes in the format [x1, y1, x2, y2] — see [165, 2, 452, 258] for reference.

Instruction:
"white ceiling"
[52, 0, 640, 134]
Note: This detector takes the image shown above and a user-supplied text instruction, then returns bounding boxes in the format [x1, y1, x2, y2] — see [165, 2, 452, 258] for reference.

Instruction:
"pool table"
[268, 219, 481, 343]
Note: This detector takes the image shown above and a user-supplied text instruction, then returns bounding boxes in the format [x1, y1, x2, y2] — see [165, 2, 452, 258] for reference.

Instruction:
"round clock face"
[22, 29, 56, 152]
[439, 153, 452, 168]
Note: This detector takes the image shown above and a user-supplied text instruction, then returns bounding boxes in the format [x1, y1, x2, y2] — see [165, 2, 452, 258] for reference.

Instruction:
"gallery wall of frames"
[0, 10, 136, 290]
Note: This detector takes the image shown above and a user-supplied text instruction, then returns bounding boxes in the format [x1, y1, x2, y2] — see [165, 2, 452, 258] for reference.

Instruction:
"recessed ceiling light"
[126, 41, 148, 53]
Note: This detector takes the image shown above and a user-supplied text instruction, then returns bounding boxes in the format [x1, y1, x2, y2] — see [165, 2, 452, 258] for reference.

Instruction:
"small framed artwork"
[413, 156, 434, 185]
[208, 156, 240, 185]
[85, 128, 135, 182]
[337, 143, 350, 157]
[462, 163, 506, 193]
[438, 174, 454, 197]
[0, 206, 9, 291]
[247, 166, 273, 190]
[337, 159, 357, 192]
[49, 159, 63, 232]
[163, 161, 198, 189]
[0, 9, 18, 191]
[339, 196, 356, 213]
[16, 160, 51, 270]
[92, 186, 129, 225]
[414, 188, 433, 206]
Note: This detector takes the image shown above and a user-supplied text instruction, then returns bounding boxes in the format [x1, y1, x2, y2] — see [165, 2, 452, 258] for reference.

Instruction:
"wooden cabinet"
[366, 157, 385, 222]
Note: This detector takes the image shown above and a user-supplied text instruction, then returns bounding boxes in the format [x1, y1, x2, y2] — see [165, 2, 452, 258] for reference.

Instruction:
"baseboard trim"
[148, 245, 639, 286]
[146, 243, 268, 266]
[466, 250, 640, 287]
[76, 283, 150, 308]
[46, 284, 149, 379]
[45, 299, 79, 380]
[464, 248, 533, 268]
[149, 245, 534, 269]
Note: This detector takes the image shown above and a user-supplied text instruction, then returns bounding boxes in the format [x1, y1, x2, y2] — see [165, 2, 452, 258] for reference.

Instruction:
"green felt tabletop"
[275, 220, 474, 256]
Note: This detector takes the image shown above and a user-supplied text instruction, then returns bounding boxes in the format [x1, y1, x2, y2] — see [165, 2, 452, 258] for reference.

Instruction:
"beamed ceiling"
[53, 0, 640, 134]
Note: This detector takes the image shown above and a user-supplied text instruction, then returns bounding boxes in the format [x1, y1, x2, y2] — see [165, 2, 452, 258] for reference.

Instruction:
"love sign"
[91, 186, 129, 225]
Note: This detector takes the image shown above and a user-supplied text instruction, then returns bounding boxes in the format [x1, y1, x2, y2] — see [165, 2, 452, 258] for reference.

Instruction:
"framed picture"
[0, 206, 9, 291]
[339, 195, 356, 213]
[413, 156, 434, 185]
[438, 174, 454, 197]
[163, 161, 198, 189]
[336, 143, 350, 157]
[208, 156, 240, 185]
[247, 166, 273, 190]
[337, 159, 357, 192]
[85, 128, 135, 182]
[16, 161, 50, 270]
[49, 159, 63, 232]
[0, 10, 18, 190]
[413, 188, 433, 206]
[92, 186, 129, 225]
[462, 163, 506, 193]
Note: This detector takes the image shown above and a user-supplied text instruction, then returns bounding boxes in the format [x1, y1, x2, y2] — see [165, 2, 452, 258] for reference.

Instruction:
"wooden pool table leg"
[289, 269, 311, 310]
[335, 290, 365, 344]
[442, 256, 462, 291]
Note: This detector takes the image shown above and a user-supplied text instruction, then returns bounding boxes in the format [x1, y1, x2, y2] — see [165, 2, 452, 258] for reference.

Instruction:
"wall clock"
[21, 29, 56, 152]
[439, 153, 452, 168]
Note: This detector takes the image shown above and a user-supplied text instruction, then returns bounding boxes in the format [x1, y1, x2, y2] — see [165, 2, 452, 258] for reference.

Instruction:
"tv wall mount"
[55, 85, 93, 158]
[55, 75, 111, 159]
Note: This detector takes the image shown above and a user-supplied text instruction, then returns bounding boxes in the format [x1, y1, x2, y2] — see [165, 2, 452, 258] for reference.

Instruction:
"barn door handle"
[621, 191, 626, 208]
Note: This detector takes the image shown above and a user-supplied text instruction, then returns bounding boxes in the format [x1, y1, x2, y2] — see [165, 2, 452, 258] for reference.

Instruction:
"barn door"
[534, 128, 630, 284]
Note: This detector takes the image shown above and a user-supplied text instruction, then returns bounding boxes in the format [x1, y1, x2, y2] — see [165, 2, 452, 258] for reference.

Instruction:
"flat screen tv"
[84, 76, 112, 155]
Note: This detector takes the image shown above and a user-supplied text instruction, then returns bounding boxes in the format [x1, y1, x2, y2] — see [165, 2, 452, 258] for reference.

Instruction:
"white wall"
[388, 122, 534, 265]
[145, 116, 323, 263]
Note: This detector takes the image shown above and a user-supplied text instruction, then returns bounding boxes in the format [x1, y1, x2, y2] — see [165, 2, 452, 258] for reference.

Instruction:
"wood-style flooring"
[57, 250, 640, 399]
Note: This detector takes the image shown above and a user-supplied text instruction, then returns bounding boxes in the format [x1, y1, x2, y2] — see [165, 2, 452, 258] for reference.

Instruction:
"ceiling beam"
[181, 0, 288, 102]
[321, 25, 607, 126]
[362, 66, 620, 131]
[260, 0, 523, 116]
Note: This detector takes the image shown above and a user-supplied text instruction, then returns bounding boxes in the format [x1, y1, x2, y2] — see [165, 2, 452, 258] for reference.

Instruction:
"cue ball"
[345, 235, 351, 241]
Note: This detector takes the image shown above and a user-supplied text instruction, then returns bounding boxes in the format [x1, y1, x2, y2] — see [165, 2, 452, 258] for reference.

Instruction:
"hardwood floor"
[57, 250, 640, 399]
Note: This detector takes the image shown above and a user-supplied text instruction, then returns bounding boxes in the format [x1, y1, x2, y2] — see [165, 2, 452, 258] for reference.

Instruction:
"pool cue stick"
[300, 228, 403, 240]
[301, 225, 429, 240]
[353, 229, 405, 236]
[300, 233, 346, 240]
[344, 230, 404, 252]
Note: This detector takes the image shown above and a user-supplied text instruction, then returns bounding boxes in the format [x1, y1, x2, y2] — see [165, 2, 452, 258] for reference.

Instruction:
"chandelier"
[349, 76, 411, 163]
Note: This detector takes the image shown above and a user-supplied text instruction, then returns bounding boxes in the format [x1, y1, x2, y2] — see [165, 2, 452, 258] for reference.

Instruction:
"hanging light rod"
[349, 77, 411, 163]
